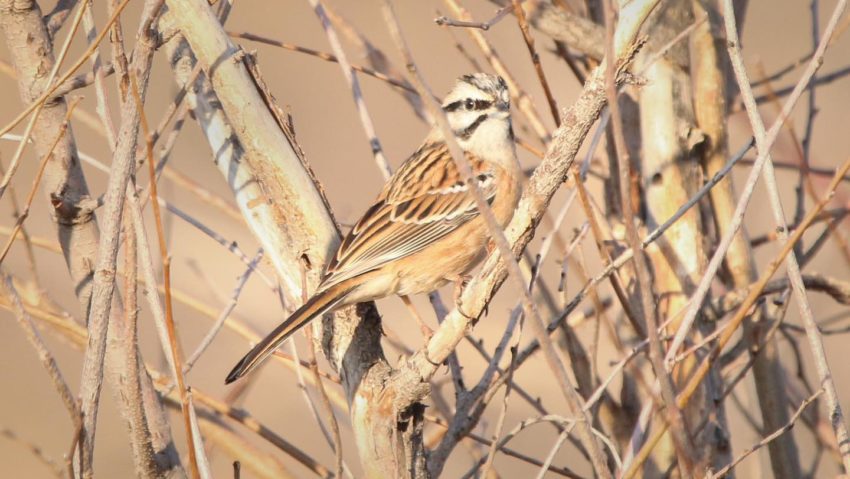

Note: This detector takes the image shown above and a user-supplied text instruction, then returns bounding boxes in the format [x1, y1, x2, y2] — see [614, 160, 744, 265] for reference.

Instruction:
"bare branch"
[77, 1, 165, 474]
[308, 0, 391, 179]
[720, 0, 850, 472]
[708, 389, 824, 478]
[1, 274, 80, 430]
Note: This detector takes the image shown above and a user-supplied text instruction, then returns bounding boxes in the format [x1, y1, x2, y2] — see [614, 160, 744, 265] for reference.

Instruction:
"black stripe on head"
[444, 98, 493, 112]
[443, 100, 463, 112]
[455, 114, 487, 140]
[472, 99, 492, 111]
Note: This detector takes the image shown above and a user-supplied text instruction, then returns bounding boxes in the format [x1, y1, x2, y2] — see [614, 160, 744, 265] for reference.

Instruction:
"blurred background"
[1, 0, 850, 477]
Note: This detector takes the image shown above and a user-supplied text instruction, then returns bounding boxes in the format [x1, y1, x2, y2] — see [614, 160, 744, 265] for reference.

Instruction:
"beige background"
[2, 0, 850, 477]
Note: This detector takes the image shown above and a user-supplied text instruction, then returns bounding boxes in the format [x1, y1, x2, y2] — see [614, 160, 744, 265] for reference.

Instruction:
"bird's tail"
[225, 282, 351, 384]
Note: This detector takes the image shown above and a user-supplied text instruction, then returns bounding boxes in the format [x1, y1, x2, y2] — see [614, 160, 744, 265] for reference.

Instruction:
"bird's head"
[441, 73, 513, 152]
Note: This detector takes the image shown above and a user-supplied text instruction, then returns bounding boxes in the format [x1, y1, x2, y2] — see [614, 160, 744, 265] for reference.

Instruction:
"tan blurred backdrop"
[1, 0, 850, 477]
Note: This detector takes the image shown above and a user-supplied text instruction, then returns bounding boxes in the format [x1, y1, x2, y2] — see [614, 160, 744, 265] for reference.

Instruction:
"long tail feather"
[225, 283, 350, 384]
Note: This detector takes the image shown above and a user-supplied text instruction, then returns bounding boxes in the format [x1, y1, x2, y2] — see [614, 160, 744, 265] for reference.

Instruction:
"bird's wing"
[321, 140, 497, 288]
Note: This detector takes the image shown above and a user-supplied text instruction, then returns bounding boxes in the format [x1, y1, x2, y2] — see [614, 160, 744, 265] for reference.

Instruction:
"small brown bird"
[226, 73, 521, 384]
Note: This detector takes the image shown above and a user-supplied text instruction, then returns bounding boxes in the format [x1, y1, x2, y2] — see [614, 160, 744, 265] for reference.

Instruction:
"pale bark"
[0, 1, 182, 477]
[635, 1, 728, 474]
[158, 1, 405, 476]
[161, 0, 656, 476]
[691, 1, 801, 476]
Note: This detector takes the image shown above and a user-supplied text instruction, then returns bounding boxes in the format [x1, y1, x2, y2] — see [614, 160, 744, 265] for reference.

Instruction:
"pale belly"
[391, 220, 489, 296]
[340, 162, 521, 305]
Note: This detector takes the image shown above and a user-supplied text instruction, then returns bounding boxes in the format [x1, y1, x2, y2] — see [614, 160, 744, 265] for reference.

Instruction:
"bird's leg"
[400, 295, 433, 342]
[452, 273, 490, 319]
[452, 274, 471, 306]
[453, 273, 485, 319]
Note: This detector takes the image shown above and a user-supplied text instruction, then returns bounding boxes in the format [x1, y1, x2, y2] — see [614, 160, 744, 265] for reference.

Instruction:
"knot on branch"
[616, 36, 648, 80]
[620, 71, 647, 88]
[50, 187, 97, 226]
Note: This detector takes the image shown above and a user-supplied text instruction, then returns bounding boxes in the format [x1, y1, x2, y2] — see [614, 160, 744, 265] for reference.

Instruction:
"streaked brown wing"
[321, 140, 496, 288]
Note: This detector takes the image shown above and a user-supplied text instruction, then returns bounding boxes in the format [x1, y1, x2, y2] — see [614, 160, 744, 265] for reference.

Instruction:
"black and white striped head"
[442, 73, 513, 154]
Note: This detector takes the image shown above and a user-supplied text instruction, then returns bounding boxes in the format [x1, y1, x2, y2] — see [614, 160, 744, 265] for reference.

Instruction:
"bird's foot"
[453, 274, 472, 306]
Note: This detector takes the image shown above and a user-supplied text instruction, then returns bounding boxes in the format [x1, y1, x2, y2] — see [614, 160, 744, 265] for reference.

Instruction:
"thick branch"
[159, 1, 399, 476]
[0, 1, 182, 477]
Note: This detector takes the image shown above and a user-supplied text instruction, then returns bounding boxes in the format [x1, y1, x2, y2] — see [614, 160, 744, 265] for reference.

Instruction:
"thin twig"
[1, 275, 81, 432]
[183, 249, 264, 371]
[131, 70, 201, 479]
[511, 0, 559, 125]
[188, 386, 333, 478]
[535, 430, 570, 479]
[81, 1, 118, 148]
[709, 389, 824, 478]
[230, 31, 416, 94]
[185, 389, 213, 478]
[308, 0, 392, 179]
[305, 326, 349, 479]
[44, 0, 76, 37]
[0, 147, 41, 287]
[0, 428, 64, 478]
[480, 334, 521, 476]
[434, 2, 515, 31]
[0, 0, 132, 141]
[0, 0, 88, 200]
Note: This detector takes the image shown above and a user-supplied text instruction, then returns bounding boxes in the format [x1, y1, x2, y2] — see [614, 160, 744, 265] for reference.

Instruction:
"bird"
[225, 73, 522, 384]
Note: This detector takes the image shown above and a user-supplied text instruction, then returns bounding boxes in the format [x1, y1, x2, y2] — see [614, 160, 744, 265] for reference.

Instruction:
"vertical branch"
[691, 1, 800, 476]
[118, 200, 161, 478]
[511, 0, 560, 126]
[81, 0, 118, 148]
[638, 0, 735, 472]
[721, 0, 850, 472]
[130, 74, 202, 479]
[77, 1, 164, 474]
[159, 1, 395, 476]
[0, 1, 182, 477]
[604, 0, 695, 475]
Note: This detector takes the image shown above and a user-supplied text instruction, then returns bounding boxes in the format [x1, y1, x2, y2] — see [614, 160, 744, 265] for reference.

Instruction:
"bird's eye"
[465, 99, 474, 110]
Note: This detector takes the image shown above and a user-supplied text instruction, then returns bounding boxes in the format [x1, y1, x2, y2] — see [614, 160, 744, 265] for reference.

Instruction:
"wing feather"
[322, 140, 497, 288]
